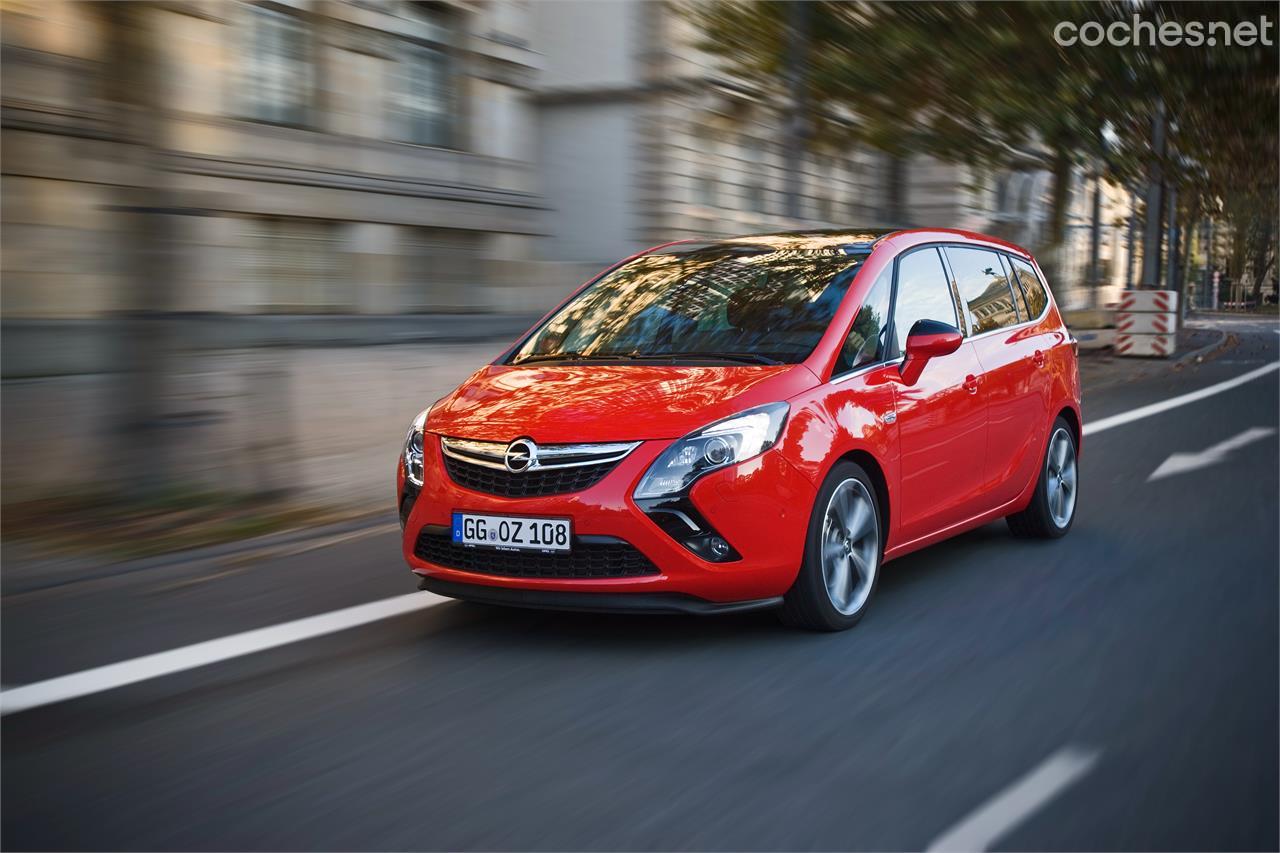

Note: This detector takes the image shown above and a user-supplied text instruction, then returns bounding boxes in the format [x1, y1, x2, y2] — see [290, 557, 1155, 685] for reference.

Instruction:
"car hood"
[427, 363, 819, 442]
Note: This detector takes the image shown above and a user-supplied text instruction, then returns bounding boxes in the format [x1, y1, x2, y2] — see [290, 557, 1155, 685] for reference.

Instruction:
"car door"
[890, 246, 989, 543]
[943, 246, 1045, 505]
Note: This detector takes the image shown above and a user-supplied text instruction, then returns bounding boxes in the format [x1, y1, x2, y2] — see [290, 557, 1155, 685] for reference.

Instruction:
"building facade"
[530, 0, 1134, 309]
[1, 0, 546, 325]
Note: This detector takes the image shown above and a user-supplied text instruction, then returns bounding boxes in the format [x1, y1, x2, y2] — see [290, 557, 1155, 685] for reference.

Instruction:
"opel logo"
[504, 438, 538, 473]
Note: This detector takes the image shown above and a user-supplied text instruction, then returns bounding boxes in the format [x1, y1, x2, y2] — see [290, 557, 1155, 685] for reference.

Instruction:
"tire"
[780, 460, 884, 631]
[1007, 417, 1078, 539]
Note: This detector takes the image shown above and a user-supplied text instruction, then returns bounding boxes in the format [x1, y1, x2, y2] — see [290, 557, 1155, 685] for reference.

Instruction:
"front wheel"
[1007, 417, 1078, 539]
[779, 461, 883, 631]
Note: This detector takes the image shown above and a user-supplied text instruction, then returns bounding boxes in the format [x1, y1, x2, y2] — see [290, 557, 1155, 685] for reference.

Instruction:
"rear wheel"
[1007, 417, 1078, 539]
[780, 461, 883, 631]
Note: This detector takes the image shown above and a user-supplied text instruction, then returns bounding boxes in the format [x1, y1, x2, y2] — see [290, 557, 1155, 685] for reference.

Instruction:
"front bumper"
[401, 433, 816, 605]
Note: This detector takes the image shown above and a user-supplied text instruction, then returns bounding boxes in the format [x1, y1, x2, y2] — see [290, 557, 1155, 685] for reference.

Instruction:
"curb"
[2, 509, 398, 597]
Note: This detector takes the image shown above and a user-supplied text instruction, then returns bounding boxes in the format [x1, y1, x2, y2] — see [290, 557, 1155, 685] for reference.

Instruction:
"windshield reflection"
[511, 248, 865, 366]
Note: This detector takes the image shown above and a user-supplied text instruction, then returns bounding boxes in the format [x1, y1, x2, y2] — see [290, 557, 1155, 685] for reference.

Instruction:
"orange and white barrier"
[1115, 311, 1174, 335]
[1115, 290, 1177, 359]
[1115, 332, 1174, 357]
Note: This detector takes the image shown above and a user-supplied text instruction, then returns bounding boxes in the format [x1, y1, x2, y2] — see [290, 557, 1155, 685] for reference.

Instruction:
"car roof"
[644, 228, 1035, 262]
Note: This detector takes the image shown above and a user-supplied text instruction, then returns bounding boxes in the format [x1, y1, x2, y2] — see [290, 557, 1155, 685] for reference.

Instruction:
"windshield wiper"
[511, 351, 637, 366]
[626, 351, 784, 365]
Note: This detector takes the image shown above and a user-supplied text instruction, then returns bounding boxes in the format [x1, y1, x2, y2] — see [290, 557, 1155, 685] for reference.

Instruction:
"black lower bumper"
[417, 576, 783, 616]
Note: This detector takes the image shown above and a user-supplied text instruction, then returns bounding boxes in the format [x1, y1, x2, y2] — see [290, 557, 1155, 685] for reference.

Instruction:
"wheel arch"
[834, 447, 891, 545]
[1056, 404, 1082, 454]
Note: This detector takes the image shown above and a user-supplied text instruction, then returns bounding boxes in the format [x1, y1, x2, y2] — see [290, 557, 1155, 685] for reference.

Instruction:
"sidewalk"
[1077, 323, 1228, 392]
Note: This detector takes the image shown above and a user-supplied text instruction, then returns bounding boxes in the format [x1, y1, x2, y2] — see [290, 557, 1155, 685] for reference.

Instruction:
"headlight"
[634, 402, 789, 499]
[403, 408, 429, 486]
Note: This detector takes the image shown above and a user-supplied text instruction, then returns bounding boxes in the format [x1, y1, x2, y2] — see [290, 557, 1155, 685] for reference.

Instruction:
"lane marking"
[1085, 361, 1278, 436]
[926, 746, 1099, 852]
[0, 592, 449, 716]
[1147, 426, 1277, 481]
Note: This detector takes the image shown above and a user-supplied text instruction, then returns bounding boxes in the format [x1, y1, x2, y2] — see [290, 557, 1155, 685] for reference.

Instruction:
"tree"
[687, 1, 1277, 296]
[686, 1, 1140, 275]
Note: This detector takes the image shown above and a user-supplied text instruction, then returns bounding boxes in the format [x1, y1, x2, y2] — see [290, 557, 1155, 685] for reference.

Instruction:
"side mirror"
[899, 319, 963, 385]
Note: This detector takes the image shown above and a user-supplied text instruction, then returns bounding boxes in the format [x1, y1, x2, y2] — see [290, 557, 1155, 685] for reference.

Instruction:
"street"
[2, 316, 1277, 851]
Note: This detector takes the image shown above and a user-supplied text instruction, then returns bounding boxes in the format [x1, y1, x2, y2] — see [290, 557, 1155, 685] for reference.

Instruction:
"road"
[3, 315, 1277, 851]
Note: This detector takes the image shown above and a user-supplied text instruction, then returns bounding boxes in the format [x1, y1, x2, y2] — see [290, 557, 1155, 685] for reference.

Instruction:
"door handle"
[1032, 349, 1046, 368]
[963, 374, 979, 394]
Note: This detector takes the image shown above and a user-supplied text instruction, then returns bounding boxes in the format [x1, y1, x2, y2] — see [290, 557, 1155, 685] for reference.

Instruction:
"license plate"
[451, 512, 572, 553]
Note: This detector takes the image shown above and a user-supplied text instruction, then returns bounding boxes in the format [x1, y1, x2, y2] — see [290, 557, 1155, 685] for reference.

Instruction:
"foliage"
[685, 0, 1277, 281]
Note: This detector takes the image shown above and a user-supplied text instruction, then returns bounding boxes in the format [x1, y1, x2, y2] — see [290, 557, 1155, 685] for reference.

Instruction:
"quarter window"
[1009, 257, 1049, 319]
[833, 266, 892, 376]
[945, 247, 1020, 334]
[892, 248, 959, 353]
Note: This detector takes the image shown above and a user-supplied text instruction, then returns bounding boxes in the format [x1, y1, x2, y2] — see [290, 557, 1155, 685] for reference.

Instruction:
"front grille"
[439, 437, 639, 498]
[443, 455, 620, 497]
[414, 527, 659, 579]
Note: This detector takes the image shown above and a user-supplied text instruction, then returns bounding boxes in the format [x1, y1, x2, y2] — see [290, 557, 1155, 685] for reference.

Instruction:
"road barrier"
[1115, 290, 1177, 358]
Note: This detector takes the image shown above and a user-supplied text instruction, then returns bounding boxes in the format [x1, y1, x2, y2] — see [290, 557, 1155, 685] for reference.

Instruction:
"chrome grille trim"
[439, 437, 641, 471]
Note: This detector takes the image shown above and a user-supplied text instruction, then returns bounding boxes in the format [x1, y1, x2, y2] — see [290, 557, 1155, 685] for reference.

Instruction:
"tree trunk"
[100, 2, 177, 499]
[1038, 146, 1073, 286]
[884, 152, 908, 227]
[1250, 230, 1274, 307]
[1139, 101, 1167, 288]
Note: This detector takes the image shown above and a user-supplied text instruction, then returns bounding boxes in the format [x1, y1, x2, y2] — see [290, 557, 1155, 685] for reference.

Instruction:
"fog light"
[708, 537, 730, 559]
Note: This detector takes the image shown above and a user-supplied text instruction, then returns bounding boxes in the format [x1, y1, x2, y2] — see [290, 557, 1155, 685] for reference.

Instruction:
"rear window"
[945, 246, 1021, 335]
[510, 248, 863, 365]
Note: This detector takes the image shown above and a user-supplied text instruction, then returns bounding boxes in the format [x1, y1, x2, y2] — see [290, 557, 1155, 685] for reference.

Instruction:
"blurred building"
[1, 0, 547, 334]
[532, 0, 883, 266]
[530, 0, 1135, 308]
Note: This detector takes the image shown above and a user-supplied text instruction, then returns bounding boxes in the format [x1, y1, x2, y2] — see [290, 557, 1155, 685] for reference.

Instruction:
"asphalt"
[3, 315, 1277, 851]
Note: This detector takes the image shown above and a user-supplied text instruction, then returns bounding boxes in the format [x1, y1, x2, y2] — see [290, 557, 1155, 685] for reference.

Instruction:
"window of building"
[832, 265, 892, 376]
[694, 175, 718, 208]
[1009, 256, 1050, 319]
[392, 5, 455, 147]
[403, 229, 484, 311]
[242, 4, 311, 126]
[245, 219, 347, 312]
[395, 43, 452, 147]
[892, 248, 959, 352]
[945, 246, 1020, 334]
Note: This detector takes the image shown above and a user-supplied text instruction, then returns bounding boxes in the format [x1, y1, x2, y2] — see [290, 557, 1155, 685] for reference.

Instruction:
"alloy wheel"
[1046, 427, 1077, 528]
[820, 479, 880, 616]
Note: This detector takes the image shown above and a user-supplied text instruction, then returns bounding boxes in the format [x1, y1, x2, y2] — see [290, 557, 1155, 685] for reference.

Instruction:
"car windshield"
[509, 247, 864, 366]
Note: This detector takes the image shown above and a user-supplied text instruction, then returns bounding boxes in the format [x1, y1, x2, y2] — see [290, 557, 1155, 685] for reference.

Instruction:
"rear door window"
[944, 247, 1021, 335]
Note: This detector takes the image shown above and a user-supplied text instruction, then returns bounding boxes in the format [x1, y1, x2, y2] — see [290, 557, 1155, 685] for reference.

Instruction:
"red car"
[399, 229, 1081, 630]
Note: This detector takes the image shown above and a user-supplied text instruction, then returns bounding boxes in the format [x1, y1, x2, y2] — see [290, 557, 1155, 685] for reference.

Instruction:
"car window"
[945, 246, 1021, 335]
[892, 248, 959, 353]
[1009, 256, 1049, 319]
[832, 265, 892, 376]
[999, 254, 1030, 320]
[510, 248, 862, 365]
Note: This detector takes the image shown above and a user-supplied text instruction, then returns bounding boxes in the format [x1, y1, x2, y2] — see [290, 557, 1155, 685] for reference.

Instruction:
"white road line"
[926, 746, 1099, 852]
[0, 592, 449, 716]
[1085, 361, 1279, 436]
